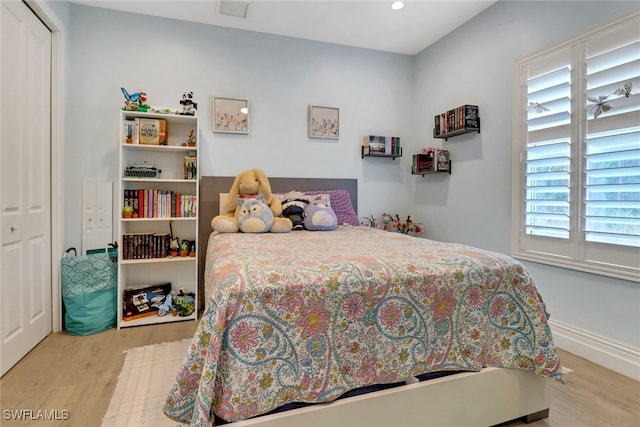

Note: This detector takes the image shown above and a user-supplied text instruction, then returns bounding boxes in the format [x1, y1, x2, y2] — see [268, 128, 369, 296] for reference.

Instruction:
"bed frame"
[233, 368, 549, 426]
[198, 176, 550, 426]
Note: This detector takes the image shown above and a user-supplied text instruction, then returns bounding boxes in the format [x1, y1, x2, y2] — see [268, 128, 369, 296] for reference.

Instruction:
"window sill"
[511, 250, 640, 283]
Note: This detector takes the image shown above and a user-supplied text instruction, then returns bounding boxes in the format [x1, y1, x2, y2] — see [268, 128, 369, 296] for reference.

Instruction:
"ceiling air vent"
[219, 0, 249, 19]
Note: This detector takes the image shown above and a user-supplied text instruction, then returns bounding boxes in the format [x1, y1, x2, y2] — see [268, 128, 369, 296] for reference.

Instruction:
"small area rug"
[102, 339, 191, 427]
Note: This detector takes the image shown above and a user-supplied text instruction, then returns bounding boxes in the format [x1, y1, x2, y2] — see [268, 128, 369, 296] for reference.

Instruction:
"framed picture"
[213, 97, 249, 134]
[308, 105, 339, 139]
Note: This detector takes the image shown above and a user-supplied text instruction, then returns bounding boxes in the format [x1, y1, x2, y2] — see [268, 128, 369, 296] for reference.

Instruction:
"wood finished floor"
[1, 320, 638, 427]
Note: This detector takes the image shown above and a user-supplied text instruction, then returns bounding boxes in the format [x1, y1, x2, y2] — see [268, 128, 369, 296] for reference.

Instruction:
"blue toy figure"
[157, 290, 175, 317]
[237, 194, 274, 233]
[121, 87, 148, 111]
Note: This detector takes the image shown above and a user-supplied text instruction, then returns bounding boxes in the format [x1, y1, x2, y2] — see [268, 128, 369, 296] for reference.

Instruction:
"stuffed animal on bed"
[280, 190, 309, 230]
[237, 195, 274, 233]
[211, 168, 293, 233]
[304, 199, 337, 231]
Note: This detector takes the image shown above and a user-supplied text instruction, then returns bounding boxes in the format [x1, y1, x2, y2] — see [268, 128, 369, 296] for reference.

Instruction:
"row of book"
[123, 118, 167, 145]
[123, 189, 197, 218]
[122, 233, 172, 260]
[411, 150, 450, 174]
[434, 105, 479, 136]
[363, 135, 401, 156]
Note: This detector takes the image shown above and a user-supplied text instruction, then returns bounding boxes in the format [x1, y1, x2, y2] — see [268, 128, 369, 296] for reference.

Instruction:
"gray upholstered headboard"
[197, 176, 358, 306]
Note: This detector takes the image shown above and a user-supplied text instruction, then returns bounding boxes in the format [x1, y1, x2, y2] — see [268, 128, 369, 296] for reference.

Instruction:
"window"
[512, 12, 640, 282]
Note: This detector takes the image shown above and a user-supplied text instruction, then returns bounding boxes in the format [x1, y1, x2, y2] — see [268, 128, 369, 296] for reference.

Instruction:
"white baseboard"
[549, 319, 640, 381]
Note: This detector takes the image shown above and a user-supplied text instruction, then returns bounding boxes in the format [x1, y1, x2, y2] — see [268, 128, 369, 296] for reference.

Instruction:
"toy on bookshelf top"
[179, 91, 197, 116]
[121, 87, 150, 112]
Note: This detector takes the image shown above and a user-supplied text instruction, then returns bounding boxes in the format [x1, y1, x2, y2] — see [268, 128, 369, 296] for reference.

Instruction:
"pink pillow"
[303, 190, 359, 226]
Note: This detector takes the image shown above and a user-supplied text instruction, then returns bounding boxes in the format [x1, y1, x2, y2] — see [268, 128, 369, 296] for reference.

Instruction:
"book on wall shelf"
[433, 105, 480, 140]
[117, 109, 199, 329]
[361, 135, 402, 159]
[412, 149, 451, 175]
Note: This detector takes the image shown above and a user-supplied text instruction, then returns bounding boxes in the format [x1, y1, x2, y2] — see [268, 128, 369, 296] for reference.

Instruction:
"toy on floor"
[211, 168, 293, 233]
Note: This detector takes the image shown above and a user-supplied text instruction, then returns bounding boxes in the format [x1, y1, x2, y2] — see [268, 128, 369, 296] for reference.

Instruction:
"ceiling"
[69, 0, 497, 55]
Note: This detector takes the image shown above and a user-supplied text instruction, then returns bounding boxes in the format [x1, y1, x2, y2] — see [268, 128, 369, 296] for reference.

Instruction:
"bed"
[164, 177, 563, 427]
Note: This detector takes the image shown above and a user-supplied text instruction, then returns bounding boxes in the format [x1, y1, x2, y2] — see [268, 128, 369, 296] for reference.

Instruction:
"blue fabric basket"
[61, 246, 117, 336]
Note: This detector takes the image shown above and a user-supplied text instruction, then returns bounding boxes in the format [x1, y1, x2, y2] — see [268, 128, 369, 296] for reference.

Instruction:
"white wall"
[65, 4, 417, 251]
[412, 0, 639, 376]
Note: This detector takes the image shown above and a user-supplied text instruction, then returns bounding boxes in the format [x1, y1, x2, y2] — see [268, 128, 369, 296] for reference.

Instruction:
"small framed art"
[213, 97, 249, 134]
[308, 105, 339, 139]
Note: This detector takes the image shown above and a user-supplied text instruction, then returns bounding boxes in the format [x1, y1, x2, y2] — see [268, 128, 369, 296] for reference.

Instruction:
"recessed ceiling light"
[391, 1, 404, 11]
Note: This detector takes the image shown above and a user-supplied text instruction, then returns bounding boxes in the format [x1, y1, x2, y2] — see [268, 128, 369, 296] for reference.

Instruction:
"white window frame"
[511, 12, 640, 283]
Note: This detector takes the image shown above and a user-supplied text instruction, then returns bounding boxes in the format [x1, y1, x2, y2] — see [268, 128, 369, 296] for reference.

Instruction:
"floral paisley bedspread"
[164, 226, 563, 426]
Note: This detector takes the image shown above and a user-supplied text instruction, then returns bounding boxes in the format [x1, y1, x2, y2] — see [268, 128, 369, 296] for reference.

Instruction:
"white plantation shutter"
[584, 31, 640, 248]
[525, 56, 572, 241]
[513, 12, 640, 281]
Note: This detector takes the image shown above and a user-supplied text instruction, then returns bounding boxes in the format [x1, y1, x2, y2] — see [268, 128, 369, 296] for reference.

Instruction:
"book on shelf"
[434, 105, 479, 136]
[184, 154, 197, 180]
[122, 232, 171, 260]
[436, 150, 450, 171]
[123, 189, 197, 219]
[363, 135, 401, 156]
[158, 119, 167, 145]
[138, 118, 161, 145]
[412, 152, 435, 174]
[464, 105, 479, 129]
[412, 149, 449, 174]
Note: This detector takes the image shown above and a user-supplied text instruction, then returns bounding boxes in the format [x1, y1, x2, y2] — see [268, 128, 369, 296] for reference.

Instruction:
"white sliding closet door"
[1, 0, 53, 376]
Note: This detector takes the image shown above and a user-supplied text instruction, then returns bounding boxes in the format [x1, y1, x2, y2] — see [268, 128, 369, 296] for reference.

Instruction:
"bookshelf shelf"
[120, 311, 197, 329]
[121, 256, 196, 265]
[120, 217, 196, 222]
[433, 105, 480, 141]
[361, 145, 402, 159]
[121, 143, 196, 152]
[117, 110, 199, 329]
[122, 178, 197, 184]
[412, 160, 452, 176]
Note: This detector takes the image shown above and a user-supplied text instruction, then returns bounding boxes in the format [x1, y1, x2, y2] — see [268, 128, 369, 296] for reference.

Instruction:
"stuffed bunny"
[211, 168, 292, 233]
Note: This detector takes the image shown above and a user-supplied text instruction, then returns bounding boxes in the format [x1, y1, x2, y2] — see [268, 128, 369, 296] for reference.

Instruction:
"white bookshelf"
[117, 110, 199, 328]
